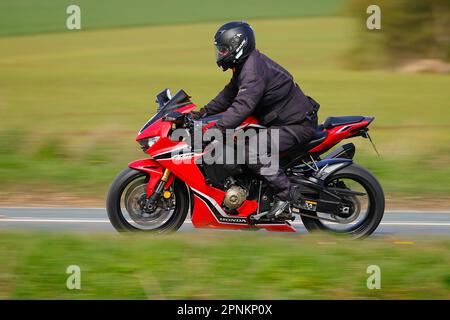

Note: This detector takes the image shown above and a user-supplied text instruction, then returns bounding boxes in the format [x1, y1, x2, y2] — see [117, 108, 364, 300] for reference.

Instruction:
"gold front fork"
[161, 168, 171, 182]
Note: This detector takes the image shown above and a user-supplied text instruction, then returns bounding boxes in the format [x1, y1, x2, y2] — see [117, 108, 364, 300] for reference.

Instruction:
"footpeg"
[250, 211, 269, 221]
[250, 208, 295, 222]
[274, 205, 294, 221]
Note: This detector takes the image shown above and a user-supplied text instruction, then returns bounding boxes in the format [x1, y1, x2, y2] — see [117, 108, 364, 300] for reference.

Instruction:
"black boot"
[289, 185, 302, 204]
[266, 198, 290, 219]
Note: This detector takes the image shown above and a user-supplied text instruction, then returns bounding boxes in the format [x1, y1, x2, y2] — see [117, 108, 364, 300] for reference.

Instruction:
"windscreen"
[139, 89, 191, 133]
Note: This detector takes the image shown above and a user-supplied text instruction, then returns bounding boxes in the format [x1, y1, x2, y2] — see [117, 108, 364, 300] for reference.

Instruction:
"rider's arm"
[213, 71, 265, 131]
[201, 77, 238, 116]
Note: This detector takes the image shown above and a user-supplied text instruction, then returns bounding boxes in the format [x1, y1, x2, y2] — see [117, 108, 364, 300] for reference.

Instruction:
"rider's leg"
[247, 121, 317, 218]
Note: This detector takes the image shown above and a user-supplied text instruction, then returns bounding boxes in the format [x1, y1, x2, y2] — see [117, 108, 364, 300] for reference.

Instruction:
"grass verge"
[0, 231, 449, 299]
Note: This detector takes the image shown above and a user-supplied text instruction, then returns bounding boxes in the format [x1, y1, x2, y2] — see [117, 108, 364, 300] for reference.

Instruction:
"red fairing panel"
[190, 190, 295, 231]
[146, 137, 190, 158]
[202, 115, 260, 132]
[136, 119, 172, 141]
[309, 120, 370, 153]
[256, 223, 297, 232]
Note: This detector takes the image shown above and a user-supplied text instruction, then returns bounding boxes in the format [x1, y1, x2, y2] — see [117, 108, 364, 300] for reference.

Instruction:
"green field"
[0, 2, 449, 205]
[0, 232, 449, 299]
[0, 0, 344, 36]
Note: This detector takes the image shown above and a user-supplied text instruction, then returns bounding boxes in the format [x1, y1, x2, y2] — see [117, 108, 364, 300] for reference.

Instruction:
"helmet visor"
[215, 45, 231, 61]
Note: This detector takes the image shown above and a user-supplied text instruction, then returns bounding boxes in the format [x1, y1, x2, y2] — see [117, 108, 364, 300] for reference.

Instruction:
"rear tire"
[106, 167, 189, 233]
[300, 163, 385, 239]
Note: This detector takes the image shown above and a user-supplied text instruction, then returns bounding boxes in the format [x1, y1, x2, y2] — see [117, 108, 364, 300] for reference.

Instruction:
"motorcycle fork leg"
[146, 169, 171, 206]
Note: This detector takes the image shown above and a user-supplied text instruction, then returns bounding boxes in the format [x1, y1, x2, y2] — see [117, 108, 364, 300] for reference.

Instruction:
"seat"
[302, 129, 328, 151]
[280, 129, 328, 167]
[323, 116, 365, 129]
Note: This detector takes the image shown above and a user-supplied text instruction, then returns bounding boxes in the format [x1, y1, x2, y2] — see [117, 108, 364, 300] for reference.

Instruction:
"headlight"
[147, 136, 160, 147]
[138, 136, 160, 151]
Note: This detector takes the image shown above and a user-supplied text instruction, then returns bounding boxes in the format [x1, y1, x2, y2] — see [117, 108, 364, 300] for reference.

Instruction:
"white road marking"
[380, 222, 450, 226]
[0, 218, 109, 223]
[2, 207, 450, 214]
[0, 217, 449, 227]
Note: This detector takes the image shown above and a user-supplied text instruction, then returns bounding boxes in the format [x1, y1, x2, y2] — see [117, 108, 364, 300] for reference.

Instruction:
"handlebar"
[183, 112, 195, 129]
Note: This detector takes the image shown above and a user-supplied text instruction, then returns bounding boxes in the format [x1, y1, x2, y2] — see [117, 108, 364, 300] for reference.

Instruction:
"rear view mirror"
[155, 88, 172, 110]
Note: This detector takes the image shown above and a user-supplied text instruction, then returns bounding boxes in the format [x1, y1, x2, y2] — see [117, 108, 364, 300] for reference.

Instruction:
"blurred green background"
[0, 0, 449, 206]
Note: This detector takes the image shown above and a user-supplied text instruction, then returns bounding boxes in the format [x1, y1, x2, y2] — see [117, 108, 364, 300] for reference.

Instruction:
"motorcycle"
[106, 88, 385, 238]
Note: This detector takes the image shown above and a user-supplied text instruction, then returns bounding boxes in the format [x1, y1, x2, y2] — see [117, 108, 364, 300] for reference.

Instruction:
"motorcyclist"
[193, 21, 320, 218]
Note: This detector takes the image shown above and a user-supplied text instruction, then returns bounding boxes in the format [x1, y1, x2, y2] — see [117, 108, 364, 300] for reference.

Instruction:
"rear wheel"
[300, 164, 385, 239]
[106, 168, 189, 233]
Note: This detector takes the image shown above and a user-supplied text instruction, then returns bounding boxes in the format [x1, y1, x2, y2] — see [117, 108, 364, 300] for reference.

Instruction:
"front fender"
[128, 158, 172, 196]
[128, 158, 163, 172]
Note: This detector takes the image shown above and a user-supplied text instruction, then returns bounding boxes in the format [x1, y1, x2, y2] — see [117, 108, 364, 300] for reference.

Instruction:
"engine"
[223, 185, 248, 210]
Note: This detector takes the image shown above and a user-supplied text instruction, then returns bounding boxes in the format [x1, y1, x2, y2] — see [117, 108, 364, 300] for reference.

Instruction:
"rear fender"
[128, 158, 174, 197]
[292, 158, 352, 180]
[291, 158, 353, 203]
[323, 143, 355, 160]
[313, 158, 353, 180]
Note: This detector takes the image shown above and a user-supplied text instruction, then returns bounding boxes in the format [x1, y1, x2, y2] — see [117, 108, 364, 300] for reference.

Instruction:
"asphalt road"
[0, 207, 450, 236]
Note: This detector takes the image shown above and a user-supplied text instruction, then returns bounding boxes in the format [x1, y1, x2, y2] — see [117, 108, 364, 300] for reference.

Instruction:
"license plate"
[299, 200, 317, 212]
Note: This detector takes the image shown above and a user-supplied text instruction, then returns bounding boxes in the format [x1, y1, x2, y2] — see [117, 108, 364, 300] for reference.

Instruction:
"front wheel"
[106, 168, 189, 233]
[300, 163, 385, 239]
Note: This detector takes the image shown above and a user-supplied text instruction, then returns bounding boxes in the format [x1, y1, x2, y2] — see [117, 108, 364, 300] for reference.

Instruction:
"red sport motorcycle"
[107, 89, 384, 238]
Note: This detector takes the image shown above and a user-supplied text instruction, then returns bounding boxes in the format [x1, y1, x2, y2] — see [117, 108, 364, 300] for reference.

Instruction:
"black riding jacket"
[203, 50, 319, 141]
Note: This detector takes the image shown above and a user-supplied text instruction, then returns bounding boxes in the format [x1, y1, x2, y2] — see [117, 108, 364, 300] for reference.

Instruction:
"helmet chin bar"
[217, 55, 235, 71]
[215, 44, 234, 71]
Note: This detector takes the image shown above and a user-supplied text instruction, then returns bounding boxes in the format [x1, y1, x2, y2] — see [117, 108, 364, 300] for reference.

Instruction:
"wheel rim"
[315, 176, 371, 233]
[119, 175, 176, 230]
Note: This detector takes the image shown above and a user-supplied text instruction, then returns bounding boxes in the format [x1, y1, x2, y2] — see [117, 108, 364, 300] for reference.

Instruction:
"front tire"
[300, 163, 385, 239]
[106, 167, 189, 233]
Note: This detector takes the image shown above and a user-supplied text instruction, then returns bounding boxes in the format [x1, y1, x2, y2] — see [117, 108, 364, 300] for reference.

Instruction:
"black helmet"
[214, 21, 255, 71]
